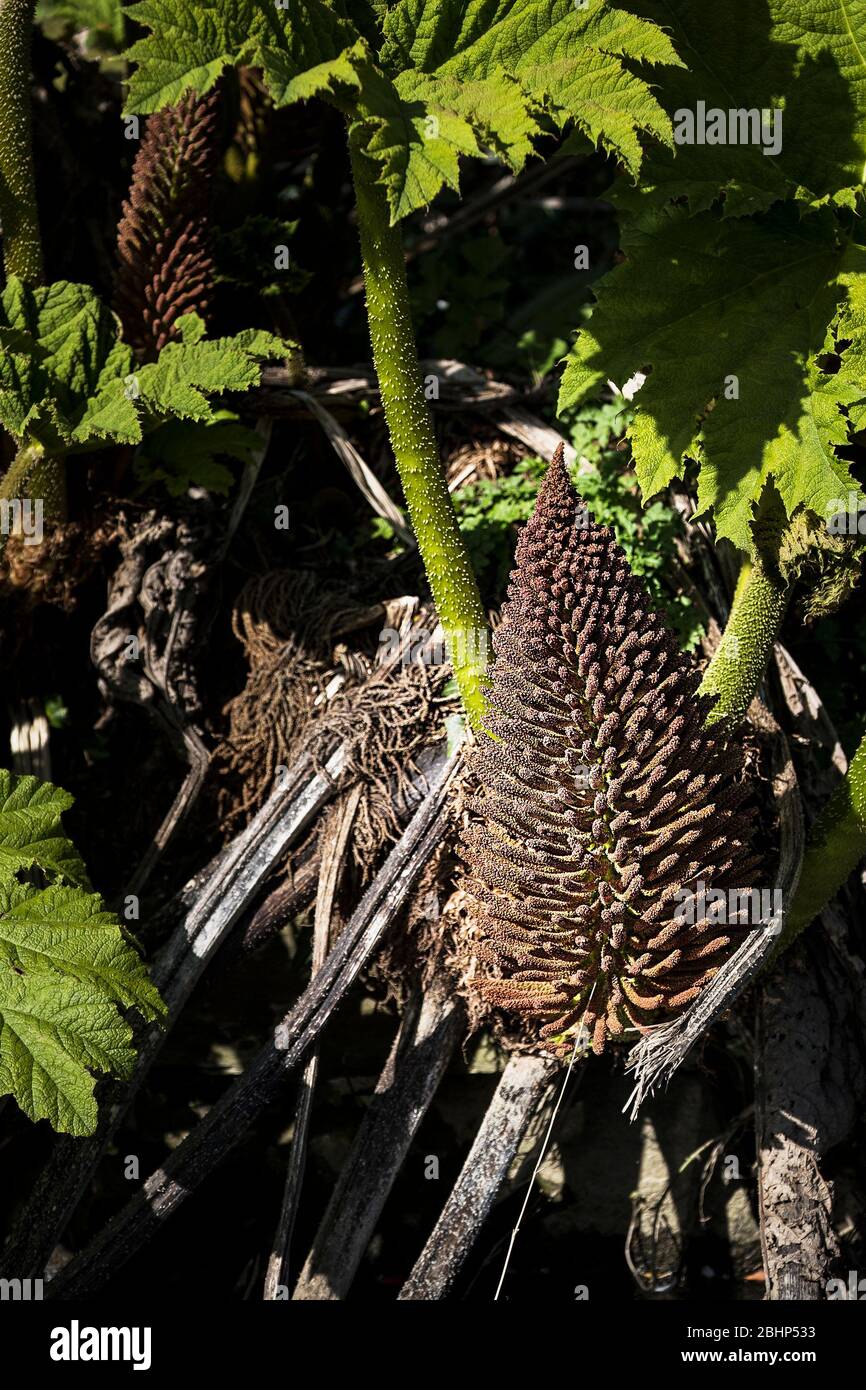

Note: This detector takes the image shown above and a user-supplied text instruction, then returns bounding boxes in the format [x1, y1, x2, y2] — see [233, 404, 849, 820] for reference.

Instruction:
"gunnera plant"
[463, 446, 762, 1056]
[114, 89, 221, 360]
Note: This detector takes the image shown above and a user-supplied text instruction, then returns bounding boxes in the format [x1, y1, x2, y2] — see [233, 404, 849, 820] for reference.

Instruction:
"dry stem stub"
[463, 446, 762, 1055]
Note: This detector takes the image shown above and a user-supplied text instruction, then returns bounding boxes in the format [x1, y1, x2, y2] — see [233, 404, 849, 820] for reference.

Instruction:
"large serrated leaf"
[134, 323, 287, 423]
[122, 0, 683, 222]
[0, 769, 87, 886]
[123, 0, 367, 112]
[626, 0, 866, 215]
[0, 282, 293, 457]
[429, 0, 683, 165]
[0, 883, 163, 1021]
[366, 0, 684, 216]
[559, 206, 866, 555]
[0, 972, 137, 1135]
[0, 770, 165, 1136]
[0, 279, 139, 450]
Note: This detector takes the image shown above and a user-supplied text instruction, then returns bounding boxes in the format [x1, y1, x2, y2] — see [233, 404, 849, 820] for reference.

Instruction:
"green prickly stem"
[0, 0, 43, 284]
[0, 4, 65, 533]
[701, 561, 866, 957]
[699, 558, 789, 727]
[0, 1, 55, 527]
[348, 133, 490, 727]
[0, 440, 64, 554]
[774, 727, 866, 956]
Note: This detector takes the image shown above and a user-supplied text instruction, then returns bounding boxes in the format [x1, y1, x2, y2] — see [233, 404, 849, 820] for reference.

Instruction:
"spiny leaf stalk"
[0, 439, 62, 512]
[463, 447, 762, 1054]
[698, 559, 788, 726]
[777, 726, 866, 954]
[350, 134, 489, 727]
[0, 0, 42, 283]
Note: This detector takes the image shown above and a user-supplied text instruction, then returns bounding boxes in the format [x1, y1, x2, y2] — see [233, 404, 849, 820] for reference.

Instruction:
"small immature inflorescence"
[463, 447, 762, 1055]
[114, 90, 221, 360]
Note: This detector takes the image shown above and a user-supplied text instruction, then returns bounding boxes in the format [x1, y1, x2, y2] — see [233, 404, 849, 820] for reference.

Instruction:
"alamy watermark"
[0, 496, 43, 545]
[673, 880, 783, 935]
[826, 492, 866, 535]
[673, 102, 783, 157]
[378, 623, 492, 671]
[827, 1270, 866, 1299]
[0, 1276, 43, 1300]
[49, 1321, 152, 1371]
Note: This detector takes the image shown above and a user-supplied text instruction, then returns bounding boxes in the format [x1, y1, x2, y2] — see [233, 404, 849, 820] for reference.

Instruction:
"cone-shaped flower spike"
[463, 447, 762, 1055]
[114, 90, 220, 360]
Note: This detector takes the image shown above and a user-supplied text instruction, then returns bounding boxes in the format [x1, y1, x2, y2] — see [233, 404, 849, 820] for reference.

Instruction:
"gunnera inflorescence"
[463, 446, 762, 1056]
[114, 90, 221, 360]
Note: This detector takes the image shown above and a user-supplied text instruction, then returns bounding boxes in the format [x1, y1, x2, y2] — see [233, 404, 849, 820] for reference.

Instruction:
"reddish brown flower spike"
[114, 90, 221, 361]
[462, 446, 762, 1056]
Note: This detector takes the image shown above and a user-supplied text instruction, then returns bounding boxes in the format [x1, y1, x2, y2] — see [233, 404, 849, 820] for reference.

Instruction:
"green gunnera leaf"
[0, 769, 165, 1136]
[627, 0, 866, 216]
[559, 205, 866, 556]
[0, 279, 293, 457]
[122, 0, 684, 221]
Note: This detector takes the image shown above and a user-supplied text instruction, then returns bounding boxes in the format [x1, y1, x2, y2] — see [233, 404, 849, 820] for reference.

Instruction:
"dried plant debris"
[0, 516, 117, 609]
[90, 500, 216, 741]
[370, 832, 454, 1007]
[114, 89, 221, 360]
[311, 671, 452, 873]
[445, 436, 523, 490]
[215, 571, 365, 828]
[215, 572, 453, 869]
[463, 446, 762, 1057]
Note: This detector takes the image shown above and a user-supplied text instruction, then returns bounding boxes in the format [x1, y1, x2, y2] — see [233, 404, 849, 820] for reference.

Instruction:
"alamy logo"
[0, 1277, 43, 1300]
[49, 1321, 152, 1372]
[378, 623, 492, 671]
[827, 1271, 866, 1300]
[673, 102, 783, 157]
[0, 496, 43, 545]
[826, 492, 866, 535]
[673, 880, 783, 934]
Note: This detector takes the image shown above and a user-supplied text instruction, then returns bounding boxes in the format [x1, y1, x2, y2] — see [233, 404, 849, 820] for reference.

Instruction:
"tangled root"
[309, 660, 449, 874]
[215, 571, 454, 876]
[215, 570, 371, 828]
[0, 519, 118, 610]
